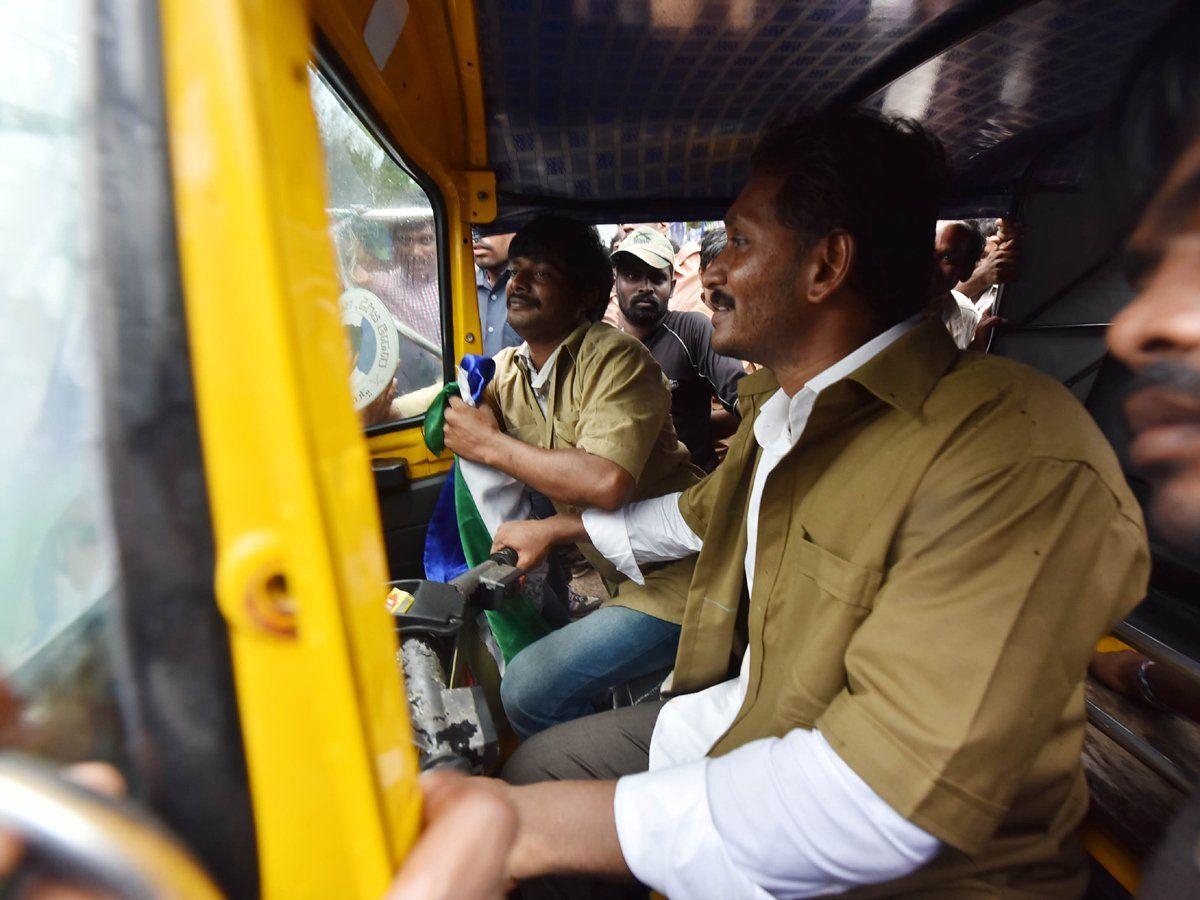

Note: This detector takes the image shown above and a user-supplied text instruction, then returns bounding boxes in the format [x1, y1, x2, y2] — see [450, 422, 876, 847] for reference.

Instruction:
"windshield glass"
[0, 0, 125, 765]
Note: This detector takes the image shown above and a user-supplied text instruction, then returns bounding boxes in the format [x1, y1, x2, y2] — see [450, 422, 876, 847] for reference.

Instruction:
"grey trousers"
[501, 701, 666, 900]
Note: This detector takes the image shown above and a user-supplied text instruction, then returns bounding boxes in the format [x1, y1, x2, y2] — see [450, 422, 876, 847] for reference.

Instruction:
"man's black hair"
[750, 111, 948, 324]
[699, 227, 727, 271]
[941, 220, 985, 269]
[509, 214, 613, 320]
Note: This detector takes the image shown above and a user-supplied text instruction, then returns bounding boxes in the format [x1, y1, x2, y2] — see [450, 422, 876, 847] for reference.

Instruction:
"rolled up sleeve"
[573, 342, 672, 481]
[816, 457, 1149, 852]
[614, 729, 939, 899]
[582, 492, 702, 583]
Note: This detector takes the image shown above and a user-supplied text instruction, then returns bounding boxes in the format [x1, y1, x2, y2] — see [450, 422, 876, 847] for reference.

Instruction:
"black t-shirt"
[642, 310, 745, 472]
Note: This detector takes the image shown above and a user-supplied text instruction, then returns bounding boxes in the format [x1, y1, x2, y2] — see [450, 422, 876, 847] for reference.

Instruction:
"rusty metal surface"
[1084, 678, 1200, 859]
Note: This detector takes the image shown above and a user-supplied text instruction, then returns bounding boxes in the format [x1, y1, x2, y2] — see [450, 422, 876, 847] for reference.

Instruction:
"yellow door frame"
[311, 0, 496, 477]
[161, 0, 421, 894]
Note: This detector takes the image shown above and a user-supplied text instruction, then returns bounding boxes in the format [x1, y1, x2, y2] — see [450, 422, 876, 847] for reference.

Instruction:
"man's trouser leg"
[500, 606, 679, 739]
[502, 702, 665, 900]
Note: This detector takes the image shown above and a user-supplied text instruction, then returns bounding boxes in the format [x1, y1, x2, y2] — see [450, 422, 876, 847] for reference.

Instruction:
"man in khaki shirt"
[443, 215, 701, 740]
[486, 113, 1149, 898]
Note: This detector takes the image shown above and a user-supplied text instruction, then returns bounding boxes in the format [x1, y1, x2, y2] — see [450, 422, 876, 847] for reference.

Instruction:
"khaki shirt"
[671, 320, 1149, 895]
[488, 321, 701, 621]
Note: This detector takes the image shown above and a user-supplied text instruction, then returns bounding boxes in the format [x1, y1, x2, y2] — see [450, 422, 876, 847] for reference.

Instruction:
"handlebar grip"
[491, 546, 518, 567]
[446, 548, 524, 608]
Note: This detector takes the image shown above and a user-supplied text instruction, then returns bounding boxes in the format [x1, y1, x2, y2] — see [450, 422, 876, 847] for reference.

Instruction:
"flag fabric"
[422, 355, 551, 663]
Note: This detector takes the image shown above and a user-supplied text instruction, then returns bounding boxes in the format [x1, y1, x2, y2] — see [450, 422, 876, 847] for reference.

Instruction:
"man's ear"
[804, 230, 855, 305]
[668, 275, 677, 298]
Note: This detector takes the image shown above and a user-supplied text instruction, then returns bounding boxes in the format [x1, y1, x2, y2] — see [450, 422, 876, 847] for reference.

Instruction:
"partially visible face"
[932, 223, 976, 296]
[702, 173, 807, 363]
[1109, 138, 1200, 547]
[614, 256, 674, 326]
[473, 231, 515, 270]
[505, 254, 587, 343]
[610, 225, 635, 253]
[394, 221, 437, 279]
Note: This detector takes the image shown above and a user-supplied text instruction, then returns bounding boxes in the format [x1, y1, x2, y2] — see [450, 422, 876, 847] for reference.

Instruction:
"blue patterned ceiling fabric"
[474, 0, 1180, 220]
[862, 0, 1178, 191]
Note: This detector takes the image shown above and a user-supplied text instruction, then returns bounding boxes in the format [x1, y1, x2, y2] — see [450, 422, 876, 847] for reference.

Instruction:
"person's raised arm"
[445, 338, 680, 510]
[957, 221, 1021, 301]
[443, 399, 634, 511]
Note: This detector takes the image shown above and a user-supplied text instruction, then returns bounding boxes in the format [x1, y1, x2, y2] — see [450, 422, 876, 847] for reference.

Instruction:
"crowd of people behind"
[468, 214, 1020, 469]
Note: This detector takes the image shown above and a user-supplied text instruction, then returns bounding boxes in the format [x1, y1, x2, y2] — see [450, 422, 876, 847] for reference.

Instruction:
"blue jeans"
[500, 605, 681, 739]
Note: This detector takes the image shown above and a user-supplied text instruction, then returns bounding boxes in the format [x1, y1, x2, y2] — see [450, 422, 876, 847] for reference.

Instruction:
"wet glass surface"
[0, 0, 125, 766]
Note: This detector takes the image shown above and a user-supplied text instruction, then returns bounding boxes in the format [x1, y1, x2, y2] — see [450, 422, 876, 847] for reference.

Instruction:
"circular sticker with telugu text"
[340, 288, 401, 410]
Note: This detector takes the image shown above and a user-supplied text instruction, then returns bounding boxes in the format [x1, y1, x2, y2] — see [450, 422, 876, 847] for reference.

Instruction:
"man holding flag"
[438, 215, 703, 739]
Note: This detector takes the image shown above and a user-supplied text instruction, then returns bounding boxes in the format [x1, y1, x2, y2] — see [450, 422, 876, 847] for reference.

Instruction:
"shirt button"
[487, 326, 494, 333]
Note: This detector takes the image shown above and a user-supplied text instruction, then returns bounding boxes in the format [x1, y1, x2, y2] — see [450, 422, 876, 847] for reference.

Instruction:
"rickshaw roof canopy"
[474, 0, 1179, 224]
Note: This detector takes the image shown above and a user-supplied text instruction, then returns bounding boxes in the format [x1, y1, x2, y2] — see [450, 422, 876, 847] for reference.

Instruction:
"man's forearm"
[543, 512, 587, 545]
[508, 781, 630, 882]
[955, 272, 989, 300]
[479, 433, 631, 510]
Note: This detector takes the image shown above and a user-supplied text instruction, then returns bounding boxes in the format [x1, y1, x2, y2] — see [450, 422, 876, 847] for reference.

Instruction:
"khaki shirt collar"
[736, 317, 959, 418]
[513, 319, 593, 396]
[848, 317, 959, 416]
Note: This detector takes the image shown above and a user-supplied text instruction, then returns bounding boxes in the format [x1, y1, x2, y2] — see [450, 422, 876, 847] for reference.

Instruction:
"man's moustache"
[706, 290, 735, 311]
[1126, 360, 1200, 406]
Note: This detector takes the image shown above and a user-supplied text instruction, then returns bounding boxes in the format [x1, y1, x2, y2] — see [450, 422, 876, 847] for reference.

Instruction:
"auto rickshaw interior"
[313, 0, 1200, 883]
[5, 0, 1200, 896]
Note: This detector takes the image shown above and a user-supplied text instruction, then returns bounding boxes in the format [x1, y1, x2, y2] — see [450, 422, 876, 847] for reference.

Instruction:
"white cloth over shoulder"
[455, 368, 530, 530]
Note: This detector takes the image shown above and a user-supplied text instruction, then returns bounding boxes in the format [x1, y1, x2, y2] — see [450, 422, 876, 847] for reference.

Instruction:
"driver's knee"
[499, 650, 546, 739]
[501, 644, 582, 739]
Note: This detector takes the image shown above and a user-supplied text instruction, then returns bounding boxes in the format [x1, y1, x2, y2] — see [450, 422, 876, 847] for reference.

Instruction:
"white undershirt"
[582, 317, 941, 899]
[514, 340, 566, 415]
[940, 288, 981, 351]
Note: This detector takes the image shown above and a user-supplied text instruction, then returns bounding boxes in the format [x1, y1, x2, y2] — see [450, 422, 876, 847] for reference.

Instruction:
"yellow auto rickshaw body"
[4, 0, 1196, 896]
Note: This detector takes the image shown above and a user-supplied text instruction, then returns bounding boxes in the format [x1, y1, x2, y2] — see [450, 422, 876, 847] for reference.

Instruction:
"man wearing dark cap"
[442, 214, 701, 741]
[611, 226, 744, 472]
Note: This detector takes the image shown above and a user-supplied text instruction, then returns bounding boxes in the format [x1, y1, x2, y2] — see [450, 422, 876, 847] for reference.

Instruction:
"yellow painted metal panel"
[1082, 820, 1141, 894]
[161, 0, 420, 894]
[310, 0, 493, 470]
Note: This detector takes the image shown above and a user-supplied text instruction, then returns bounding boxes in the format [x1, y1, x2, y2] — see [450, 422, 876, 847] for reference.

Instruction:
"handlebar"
[491, 546, 519, 567]
[396, 547, 518, 773]
[447, 548, 522, 609]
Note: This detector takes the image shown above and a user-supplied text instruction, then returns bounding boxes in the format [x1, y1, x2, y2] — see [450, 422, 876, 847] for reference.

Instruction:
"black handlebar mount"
[387, 549, 524, 772]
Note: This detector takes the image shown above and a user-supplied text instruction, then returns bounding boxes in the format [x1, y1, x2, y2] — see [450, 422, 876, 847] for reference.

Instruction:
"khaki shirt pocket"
[770, 532, 882, 725]
[551, 412, 579, 448]
[506, 420, 546, 449]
